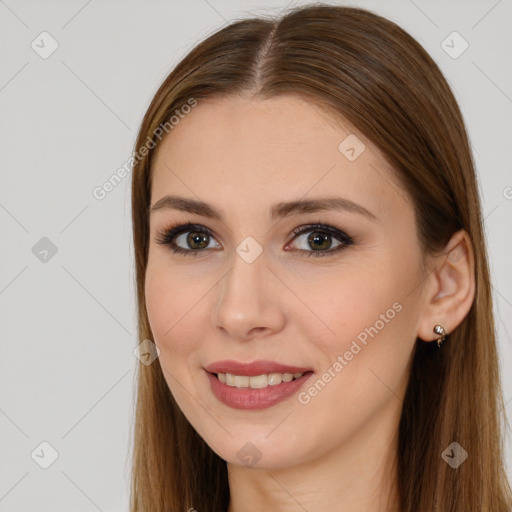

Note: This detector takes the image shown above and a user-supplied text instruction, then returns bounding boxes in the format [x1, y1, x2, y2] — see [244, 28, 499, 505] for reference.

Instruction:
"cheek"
[289, 295, 411, 461]
[144, 264, 203, 366]
[291, 263, 401, 349]
[144, 265, 211, 420]
[293, 258, 418, 423]
[293, 254, 417, 395]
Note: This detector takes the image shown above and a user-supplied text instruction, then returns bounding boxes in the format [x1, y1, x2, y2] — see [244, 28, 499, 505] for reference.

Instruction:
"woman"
[129, 4, 512, 511]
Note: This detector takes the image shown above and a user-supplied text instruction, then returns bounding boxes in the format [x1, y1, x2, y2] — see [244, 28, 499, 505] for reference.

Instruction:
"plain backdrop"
[0, 0, 511, 510]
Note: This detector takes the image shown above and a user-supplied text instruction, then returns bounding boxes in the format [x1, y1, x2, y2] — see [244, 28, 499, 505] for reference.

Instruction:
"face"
[145, 94, 427, 470]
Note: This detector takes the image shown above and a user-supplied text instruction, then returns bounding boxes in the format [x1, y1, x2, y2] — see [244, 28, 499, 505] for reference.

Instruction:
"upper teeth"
[218, 372, 304, 388]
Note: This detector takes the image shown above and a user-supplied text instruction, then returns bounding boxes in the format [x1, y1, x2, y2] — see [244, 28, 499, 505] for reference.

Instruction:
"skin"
[145, 94, 475, 512]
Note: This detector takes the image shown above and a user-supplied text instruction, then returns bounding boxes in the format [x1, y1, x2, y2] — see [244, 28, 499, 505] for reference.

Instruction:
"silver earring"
[433, 324, 447, 348]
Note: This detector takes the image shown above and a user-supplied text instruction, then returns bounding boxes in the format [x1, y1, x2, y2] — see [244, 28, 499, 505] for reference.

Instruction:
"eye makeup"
[155, 220, 355, 259]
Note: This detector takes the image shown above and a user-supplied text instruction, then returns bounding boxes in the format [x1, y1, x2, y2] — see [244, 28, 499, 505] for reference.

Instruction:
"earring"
[433, 324, 447, 348]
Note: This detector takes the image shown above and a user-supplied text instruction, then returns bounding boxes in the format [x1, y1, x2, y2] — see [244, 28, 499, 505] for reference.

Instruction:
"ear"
[417, 229, 476, 343]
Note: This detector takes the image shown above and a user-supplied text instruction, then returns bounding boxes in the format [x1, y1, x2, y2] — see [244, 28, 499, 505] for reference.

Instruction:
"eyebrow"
[150, 194, 377, 221]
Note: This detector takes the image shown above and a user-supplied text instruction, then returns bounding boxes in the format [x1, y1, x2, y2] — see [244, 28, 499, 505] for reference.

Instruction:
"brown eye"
[155, 222, 220, 256]
[307, 231, 335, 251]
[182, 231, 210, 250]
[156, 222, 354, 258]
[288, 224, 354, 257]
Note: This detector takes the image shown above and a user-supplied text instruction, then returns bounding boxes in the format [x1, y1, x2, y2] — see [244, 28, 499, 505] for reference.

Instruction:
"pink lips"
[204, 359, 313, 376]
[204, 359, 314, 410]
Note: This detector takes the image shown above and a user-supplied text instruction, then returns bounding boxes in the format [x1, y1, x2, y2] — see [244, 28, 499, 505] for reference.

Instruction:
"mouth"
[203, 361, 315, 410]
[204, 359, 314, 377]
[212, 370, 314, 389]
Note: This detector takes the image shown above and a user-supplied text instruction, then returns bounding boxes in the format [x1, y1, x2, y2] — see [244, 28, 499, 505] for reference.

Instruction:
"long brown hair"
[129, 4, 512, 511]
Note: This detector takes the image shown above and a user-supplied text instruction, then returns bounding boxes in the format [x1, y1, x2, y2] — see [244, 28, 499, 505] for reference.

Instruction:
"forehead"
[151, 95, 411, 223]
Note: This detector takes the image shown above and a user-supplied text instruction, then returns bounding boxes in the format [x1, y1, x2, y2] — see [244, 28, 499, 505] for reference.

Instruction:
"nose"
[213, 251, 287, 342]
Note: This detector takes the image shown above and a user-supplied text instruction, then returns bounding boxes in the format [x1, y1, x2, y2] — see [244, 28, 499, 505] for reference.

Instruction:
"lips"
[205, 370, 314, 410]
[204, 359, 313, 376]
[203, 359, 315, 410]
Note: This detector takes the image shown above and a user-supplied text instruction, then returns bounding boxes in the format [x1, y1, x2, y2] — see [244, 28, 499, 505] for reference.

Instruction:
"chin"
[198, 427, 312, 471]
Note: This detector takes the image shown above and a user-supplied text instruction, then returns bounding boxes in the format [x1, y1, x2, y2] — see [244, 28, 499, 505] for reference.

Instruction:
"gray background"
[0, 0, 511, 510]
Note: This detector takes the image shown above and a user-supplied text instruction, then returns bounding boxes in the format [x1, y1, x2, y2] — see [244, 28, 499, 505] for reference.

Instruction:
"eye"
[155, 221, 354, 258]
[155, 222, 220, 256]
[287, 223, 354, 257]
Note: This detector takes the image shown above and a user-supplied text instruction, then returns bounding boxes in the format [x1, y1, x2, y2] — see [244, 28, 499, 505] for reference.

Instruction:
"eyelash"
[155, 221, 354, 258]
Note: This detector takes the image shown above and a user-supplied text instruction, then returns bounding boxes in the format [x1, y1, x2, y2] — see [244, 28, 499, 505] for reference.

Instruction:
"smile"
[205, 369, 314, 410]
[217, 372, 306, 388]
